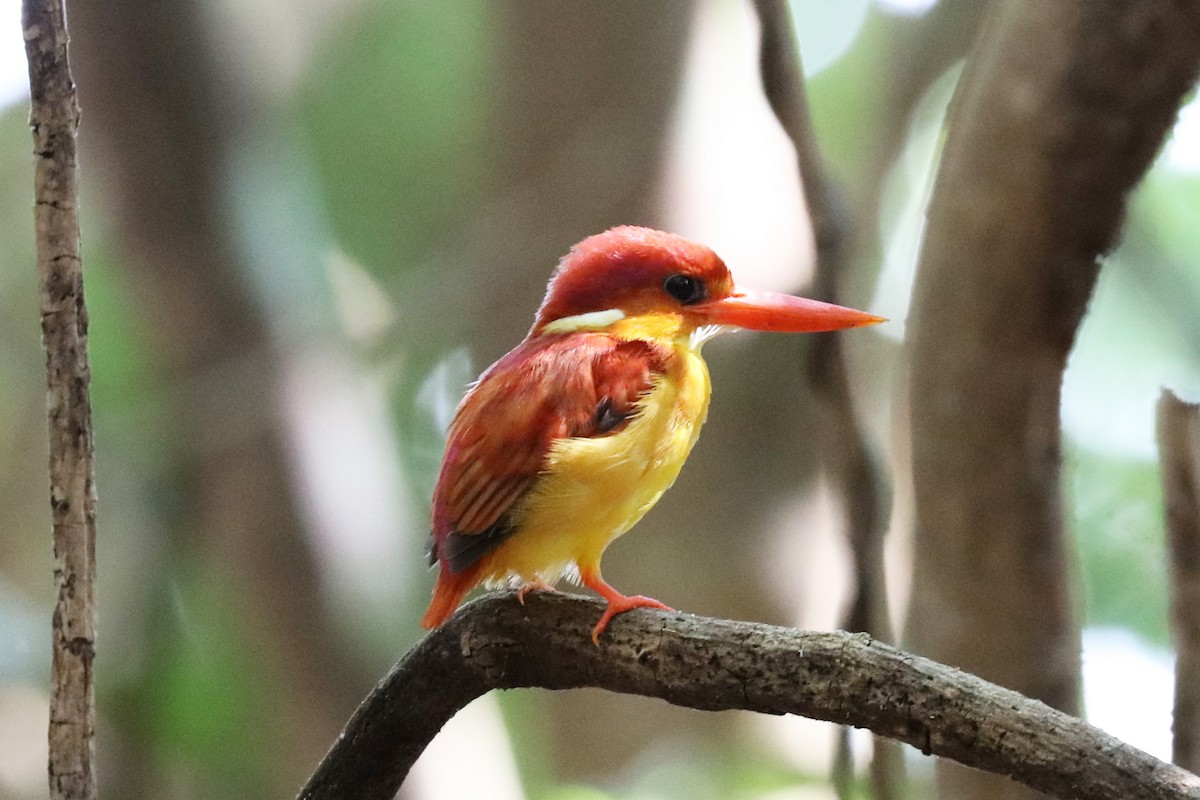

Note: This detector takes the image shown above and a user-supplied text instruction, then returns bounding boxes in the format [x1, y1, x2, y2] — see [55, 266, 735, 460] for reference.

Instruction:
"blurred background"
[1, 0, 1198, 798]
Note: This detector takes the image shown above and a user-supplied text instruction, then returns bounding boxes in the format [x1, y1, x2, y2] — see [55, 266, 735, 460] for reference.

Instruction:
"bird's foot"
[591, 594, 673, 645]
[516, 578, 557, 605]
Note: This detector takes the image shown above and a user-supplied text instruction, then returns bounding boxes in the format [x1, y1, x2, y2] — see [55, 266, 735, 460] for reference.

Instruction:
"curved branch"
[298, 593, 1200, 800]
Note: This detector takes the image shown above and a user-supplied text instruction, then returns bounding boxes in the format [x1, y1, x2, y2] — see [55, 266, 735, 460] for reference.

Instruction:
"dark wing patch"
[594, 397, 626, 433]
[428, 334, 671, 573]
[590, 338, 666, 436]
[443, 517, 518, 574]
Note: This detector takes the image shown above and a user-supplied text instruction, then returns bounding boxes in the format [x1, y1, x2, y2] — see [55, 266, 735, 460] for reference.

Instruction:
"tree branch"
[1159, 390, 1200, 772]
[23, 2, 98, 800]
[299, 593, 1200, 800]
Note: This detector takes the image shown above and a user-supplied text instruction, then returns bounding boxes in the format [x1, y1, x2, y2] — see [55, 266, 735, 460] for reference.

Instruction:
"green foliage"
[81, 247, 155, 420]
[295, 0, 494, 275]
[1066, 444, 1169, 645]
[1130, 169, 1200, 371]
[806, 7, 901, 191]
[1061, 163, 1200, 648]
[138, 568, 273, 794]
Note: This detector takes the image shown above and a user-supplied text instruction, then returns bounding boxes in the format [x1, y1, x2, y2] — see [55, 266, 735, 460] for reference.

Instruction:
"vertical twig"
[750, 2, 902, 798]
[23, 2, 98, 799]
[1157, 389, 1200, 772]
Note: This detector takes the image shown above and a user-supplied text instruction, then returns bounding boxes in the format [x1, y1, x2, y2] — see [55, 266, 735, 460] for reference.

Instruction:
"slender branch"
[750, 0, 891, 650]
[1158, 390, 1200, 772]
[750, 2, 900, 796]
[23, 2, 97, 799]
[299, 592, 1200, 800]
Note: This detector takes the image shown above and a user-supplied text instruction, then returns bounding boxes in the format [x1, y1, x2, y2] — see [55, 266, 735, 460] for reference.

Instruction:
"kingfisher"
[422, 226, 883, 642]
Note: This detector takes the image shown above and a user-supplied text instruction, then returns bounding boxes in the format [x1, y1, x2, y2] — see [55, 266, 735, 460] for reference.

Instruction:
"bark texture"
[1159, 390, 1200, 772]
[299, 592, 1200, 800]
[23, 2, 98, 799]
[906, 2, 1200, 798]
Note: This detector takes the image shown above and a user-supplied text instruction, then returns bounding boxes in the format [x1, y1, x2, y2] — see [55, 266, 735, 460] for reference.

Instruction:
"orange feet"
[579, 566, 672, 644]
[590, 593, 672, 644]
[516, 577, 557, 604]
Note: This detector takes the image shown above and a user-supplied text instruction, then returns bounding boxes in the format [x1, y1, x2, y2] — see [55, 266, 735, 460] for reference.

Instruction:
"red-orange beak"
[698, 287, 886, 333]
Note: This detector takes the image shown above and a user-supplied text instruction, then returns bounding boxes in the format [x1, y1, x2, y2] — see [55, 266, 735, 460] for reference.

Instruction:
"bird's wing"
[429, 334, 670, 573]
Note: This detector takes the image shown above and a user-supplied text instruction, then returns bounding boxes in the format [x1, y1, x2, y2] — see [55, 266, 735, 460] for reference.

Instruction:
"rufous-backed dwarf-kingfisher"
[422, 226, 883, 642]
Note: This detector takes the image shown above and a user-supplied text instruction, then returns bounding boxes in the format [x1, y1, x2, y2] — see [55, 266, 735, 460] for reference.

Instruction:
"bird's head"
[531, 226, 884, 341]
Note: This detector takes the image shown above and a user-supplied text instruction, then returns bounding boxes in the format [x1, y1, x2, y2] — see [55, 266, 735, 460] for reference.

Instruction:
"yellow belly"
[480, 344, 711, 585]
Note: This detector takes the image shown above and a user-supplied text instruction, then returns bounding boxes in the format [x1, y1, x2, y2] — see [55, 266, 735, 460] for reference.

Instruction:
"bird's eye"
[663, 273, 706, 305]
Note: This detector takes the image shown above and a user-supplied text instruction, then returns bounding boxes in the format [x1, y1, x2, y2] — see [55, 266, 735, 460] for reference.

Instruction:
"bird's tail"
[421, 565, 481, 629]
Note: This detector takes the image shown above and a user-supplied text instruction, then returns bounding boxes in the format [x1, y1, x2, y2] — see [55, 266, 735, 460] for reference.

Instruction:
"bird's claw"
[516, 578, 557, 605]
[591, 595, 673, 645]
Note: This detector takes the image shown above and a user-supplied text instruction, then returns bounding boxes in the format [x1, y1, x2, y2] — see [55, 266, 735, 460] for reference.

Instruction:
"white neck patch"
[689, 324, 732, 350]
[541, 308, 626, 334]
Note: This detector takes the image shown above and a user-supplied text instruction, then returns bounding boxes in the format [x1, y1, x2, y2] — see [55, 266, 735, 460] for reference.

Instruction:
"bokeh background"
[1, 0, 1198, 798]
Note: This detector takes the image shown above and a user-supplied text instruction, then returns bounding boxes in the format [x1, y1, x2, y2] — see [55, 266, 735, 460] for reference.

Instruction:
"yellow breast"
[479, 338, 711, 585]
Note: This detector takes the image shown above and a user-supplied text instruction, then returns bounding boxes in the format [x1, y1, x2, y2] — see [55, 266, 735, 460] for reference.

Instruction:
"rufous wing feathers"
[421, 334, 669, 628]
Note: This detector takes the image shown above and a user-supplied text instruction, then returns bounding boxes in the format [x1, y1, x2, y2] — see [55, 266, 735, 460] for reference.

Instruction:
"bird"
[421, 226, 883, 642]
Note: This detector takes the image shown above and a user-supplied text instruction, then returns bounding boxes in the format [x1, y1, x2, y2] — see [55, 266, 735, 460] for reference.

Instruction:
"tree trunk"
[906, 2, 1200, 798]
